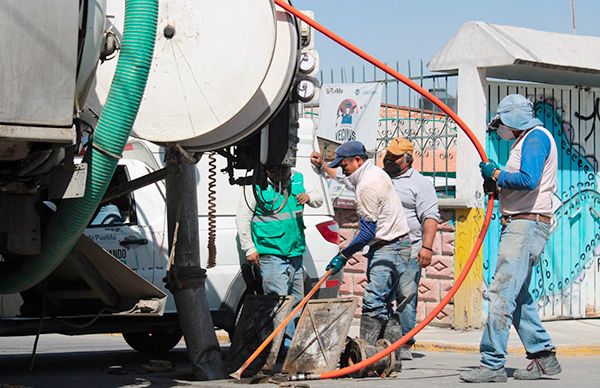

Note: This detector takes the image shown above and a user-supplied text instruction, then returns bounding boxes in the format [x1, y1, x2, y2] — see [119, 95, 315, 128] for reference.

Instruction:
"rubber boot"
[382, 315, 403, 372]
[359, 315, 385, 345]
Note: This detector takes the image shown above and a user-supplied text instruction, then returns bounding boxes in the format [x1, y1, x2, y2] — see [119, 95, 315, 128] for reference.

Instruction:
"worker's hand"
[479, 160, 499, 180]
[310, 151, 324, 169]
[417, 247, 433, 267]
[246, 252, 259, 266]
[296, 193, 310, 205]
[326, 254, 348, 275]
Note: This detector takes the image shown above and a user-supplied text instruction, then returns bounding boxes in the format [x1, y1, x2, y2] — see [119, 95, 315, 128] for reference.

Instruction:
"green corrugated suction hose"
[0, 0, 158, 293]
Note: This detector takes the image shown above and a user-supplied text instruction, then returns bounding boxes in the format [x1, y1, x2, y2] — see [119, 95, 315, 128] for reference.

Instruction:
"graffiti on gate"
[575, 97, 599, 144]
[531, 98, 599, 301]
[532, 98, 600, 302]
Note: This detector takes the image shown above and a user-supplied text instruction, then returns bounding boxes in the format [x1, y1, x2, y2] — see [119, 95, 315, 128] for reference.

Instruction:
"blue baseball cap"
[496, 94, 543, 131]
[328, 140, 368, 168]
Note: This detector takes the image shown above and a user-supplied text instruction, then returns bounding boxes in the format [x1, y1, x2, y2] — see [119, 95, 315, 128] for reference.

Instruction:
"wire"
[207, 152, 217, 268]
[251, 171, 290, 216]
[52, 307, 114, 329]
[29, 289, 47, 372]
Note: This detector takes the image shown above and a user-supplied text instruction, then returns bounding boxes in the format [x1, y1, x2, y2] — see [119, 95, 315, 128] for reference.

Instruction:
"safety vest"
[251, 172, 306, 257]
[499, 126, 558, 216]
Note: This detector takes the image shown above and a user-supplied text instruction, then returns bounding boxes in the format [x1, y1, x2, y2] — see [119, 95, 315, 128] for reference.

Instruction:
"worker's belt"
[500, 213, 552, 226]
[369, 233, 408, 252]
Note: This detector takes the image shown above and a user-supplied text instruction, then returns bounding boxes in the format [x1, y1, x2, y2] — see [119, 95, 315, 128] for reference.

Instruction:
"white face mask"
[497, 125, 516, 140]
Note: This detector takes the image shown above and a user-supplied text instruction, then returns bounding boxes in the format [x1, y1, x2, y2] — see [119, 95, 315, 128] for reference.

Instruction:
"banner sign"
[317, 82, 383, 151]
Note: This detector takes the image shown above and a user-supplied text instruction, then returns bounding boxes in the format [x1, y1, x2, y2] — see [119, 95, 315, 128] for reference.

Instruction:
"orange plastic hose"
[230, 268, 334, 379]
[274, 0, 495, 381]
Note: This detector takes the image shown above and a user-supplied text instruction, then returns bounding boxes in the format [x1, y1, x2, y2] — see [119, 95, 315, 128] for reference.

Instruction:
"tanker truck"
[0, 0, 339, 356]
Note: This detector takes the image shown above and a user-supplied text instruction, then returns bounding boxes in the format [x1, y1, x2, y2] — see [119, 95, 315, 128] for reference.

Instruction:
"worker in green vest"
[236, 164, 323, 346]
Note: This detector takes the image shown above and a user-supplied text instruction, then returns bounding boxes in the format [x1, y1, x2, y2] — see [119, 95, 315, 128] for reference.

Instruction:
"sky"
[292, 0, 600, 80]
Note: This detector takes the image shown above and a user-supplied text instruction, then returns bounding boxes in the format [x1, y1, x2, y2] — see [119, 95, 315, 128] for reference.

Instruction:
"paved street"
[1, 333, 600, 387]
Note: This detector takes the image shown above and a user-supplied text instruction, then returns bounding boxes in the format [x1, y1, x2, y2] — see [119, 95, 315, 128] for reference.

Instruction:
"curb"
[414, 342, 600, 357]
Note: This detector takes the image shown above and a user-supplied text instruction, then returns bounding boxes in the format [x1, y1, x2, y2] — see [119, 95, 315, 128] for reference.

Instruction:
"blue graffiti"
[530, 100, 599, 301]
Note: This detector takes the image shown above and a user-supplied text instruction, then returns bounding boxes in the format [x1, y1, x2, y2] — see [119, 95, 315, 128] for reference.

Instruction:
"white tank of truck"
[86, 0, 301, 151]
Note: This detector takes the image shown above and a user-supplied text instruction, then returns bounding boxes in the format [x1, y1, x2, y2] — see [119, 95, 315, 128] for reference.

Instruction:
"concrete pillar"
[453, 66, 487, 328]
[165, 152, 226, 380]
[456, 66, 487, 209]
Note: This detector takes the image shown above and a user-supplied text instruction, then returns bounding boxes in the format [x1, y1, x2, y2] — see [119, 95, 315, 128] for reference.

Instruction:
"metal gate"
[308, 61, 458, 198]
[484, 81, 600, 319]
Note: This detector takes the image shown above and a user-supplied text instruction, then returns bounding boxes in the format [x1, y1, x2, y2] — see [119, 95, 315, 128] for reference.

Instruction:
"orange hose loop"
[273, 0, 494, 380]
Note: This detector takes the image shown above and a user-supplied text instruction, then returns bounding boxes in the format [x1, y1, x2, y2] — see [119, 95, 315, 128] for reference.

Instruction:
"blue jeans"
[362, 237, 412, 320]
[259, 254, 304, 347]
[480, 219, 555, 369]
[398, 256, 421, 346]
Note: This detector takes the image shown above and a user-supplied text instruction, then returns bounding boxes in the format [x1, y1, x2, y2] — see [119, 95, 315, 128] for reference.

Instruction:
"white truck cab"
[78, 118, 341, 352]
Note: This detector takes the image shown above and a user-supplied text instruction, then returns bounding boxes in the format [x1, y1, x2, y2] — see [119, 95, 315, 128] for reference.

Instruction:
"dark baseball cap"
[328, 140, 368, 168]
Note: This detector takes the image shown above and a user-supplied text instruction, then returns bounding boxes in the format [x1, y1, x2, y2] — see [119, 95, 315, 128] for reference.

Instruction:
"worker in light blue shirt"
[380, 136, 440, 361]
[460, 94, 560, 383]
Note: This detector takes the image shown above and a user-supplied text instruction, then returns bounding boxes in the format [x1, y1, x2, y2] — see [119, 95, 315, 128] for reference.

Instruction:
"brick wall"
[335, 207, 456, 327]
[418, 209, 455, 327]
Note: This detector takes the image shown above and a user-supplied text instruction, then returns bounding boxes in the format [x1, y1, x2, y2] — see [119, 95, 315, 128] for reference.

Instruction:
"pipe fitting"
[341, 338, 396, 378]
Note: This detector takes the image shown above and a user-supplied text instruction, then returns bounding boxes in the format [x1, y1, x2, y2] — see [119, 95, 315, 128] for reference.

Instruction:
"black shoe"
[399, 345, 413, 360]
[513, 354, 561, 380]
[459, 366, 507, 383]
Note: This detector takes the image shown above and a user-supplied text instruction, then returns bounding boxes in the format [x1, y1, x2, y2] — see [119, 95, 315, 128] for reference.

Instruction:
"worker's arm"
[418, 219, 438, 267]
[235, 187, 259, 265]
[327, 218, 376, 275]
[341, 186, 381, 257]
[415, 179, 440, 266]
[296, 188, 323, 208]
[327, 188, 379, 274]
[497, 130, 551, 190]
[305, 188, 323, 208]
[293, 171, 323, 208]
[310, 151, 339, 179]
[340, 218, 377, 258]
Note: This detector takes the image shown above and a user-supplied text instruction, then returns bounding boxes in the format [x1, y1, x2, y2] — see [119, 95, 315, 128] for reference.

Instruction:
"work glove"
[326, 254, 348, 275]
[479, 160, 499, 180]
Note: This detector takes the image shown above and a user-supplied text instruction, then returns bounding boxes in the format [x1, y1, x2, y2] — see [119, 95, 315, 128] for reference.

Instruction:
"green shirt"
[251, 173, 306, 257]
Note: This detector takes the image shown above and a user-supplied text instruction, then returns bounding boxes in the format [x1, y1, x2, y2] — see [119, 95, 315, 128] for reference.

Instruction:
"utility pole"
[571, 0, 577, 34]
[165, 147, 226, 380]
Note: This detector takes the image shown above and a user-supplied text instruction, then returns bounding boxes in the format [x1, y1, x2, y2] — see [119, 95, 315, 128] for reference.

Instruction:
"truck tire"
[122, 328, 182, 354]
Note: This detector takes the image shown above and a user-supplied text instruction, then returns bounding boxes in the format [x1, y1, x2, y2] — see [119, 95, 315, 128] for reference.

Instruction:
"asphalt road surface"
[1, 334, 599, 387]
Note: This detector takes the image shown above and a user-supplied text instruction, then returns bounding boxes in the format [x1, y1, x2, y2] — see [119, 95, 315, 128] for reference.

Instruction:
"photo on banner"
[316, 82, 383, 208]
[317, 82, 383, 151]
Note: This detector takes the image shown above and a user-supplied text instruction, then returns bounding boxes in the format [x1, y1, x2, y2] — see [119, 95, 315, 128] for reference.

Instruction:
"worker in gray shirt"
[380, 136, 440, 360]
